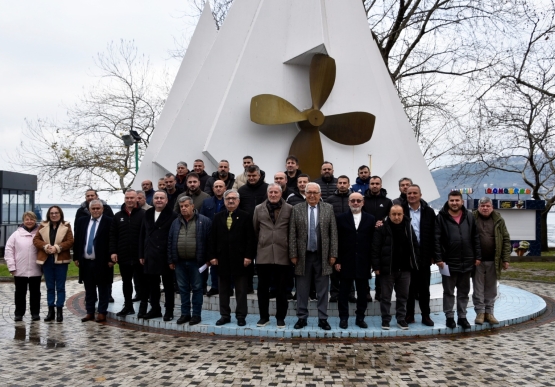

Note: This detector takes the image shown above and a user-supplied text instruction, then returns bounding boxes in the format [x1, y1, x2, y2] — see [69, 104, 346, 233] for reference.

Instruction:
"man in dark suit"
[73, 200, 113, 323]
[334, 192, 376, 329]
[289, 182, 338, 331]
[209, 189, 256, 326]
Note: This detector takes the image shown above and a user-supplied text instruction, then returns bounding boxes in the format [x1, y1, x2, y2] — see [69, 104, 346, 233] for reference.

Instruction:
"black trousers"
[148, 270, 175, 312]
[257, 264, 289, 320]
[407, 265, 432, 315]
[120, 263, 148, 304]
[338, 278, 368, 320]
[14, 276, 41, 317]
[330, 270, 356, 298]
[81, 259, 111, 315]
[219, 275, 248, 319]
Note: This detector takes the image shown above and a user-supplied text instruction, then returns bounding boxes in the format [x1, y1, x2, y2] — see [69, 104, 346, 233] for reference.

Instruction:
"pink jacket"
[4, 226, 42, 277]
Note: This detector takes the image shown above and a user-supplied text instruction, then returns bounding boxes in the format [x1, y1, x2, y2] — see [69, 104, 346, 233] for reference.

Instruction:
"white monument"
[134, 0, 439, 200]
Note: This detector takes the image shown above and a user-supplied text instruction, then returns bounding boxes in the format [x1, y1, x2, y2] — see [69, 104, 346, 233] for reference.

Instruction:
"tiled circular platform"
[107, 282, 545, 338]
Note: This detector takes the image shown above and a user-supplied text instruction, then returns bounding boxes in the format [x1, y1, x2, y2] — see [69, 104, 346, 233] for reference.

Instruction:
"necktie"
[227, 212, 233, 230]
[86, 218, 97, 255]
[309, 206, 317, 251]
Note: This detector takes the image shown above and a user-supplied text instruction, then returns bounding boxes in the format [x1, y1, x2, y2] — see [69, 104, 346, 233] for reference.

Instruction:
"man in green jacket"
[472, 197, 511, 325]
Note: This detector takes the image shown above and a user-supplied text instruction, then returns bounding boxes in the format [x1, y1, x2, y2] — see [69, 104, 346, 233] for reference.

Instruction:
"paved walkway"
[1, 279, 554, 386]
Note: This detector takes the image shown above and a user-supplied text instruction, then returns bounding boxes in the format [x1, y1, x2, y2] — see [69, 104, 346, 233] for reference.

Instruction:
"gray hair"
[398, 177, 413, 186]
[177, 195, 194, 205]
[306, 182, 321, 193]
[89, 199, 103, 207]
[223, 189, 240, 199]
[177, 161, 188, 168]
[479, 196, 493, 205]
[136, 190, 145, 196]
[125, 188, 136, 194]
[267, 183, 282, 193]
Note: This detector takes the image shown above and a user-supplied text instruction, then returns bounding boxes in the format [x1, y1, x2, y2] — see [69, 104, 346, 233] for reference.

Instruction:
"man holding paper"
[167, 196, 212, 325]
[435, 191, 482, 330]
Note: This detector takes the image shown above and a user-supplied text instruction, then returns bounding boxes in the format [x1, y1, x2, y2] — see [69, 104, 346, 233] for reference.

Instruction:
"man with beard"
[335, 192, 375, 329]
[204, 160, 236, 196]
[174, 173, 210, 212]
[175, 162, 189, 192]
[193, 159, 210, 191]
[402, 184, 437, 326]
[285, 155, 302, 189]
[164, 173, 183, 211]
[286, 174, 310, 206]
[393, 177, 413, 206]
[141, 180, 155, 205]
[351, 165, 371, 194]
[435, 191, 482, 330]
[314, 161, 338, 200]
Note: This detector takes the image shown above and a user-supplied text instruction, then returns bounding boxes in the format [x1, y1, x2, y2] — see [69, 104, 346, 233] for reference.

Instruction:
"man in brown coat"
[253, 183, 293, 328]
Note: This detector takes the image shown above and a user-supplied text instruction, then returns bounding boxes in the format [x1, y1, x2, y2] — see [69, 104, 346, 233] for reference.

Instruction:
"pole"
[135, 142, 139, 173]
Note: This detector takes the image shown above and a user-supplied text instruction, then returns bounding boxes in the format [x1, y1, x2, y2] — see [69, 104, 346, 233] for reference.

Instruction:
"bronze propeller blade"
[250, 94, 308, 125]
[289, 121, 324, 179]
[310, 54, 336, 110]
[318, 112, 376, 145]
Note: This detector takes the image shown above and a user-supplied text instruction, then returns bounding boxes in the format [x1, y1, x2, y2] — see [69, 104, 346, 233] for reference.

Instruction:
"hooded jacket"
[286, 188, 306, 206]
[238, 178, 269, 215]
[363, 188, 392, 222]
[351, 177, 370, 194]
[325, 189, 352, 216]
[435, 202, 482, 273]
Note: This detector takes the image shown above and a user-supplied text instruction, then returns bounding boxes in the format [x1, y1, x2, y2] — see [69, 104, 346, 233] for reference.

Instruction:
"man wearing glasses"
[209, 189, 256, 326]
[289, 182, 338, 331]
[334, 192, 376, 329]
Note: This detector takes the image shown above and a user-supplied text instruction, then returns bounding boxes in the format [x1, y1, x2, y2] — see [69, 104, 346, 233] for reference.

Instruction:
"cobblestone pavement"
[1, 279, 554, 386]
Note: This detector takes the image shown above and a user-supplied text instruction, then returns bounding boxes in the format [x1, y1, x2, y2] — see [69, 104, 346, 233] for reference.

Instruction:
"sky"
[0, 0, 199, 203]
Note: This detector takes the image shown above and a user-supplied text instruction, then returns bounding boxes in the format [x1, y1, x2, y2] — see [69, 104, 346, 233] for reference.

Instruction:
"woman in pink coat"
[5, 211, 42, 321]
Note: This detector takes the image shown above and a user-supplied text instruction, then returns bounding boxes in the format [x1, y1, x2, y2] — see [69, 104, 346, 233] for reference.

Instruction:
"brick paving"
[1, 279, 554, 386]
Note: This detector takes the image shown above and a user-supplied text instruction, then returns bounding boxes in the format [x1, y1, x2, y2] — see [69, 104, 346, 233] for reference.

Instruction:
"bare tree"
[14, 40, 166, 195]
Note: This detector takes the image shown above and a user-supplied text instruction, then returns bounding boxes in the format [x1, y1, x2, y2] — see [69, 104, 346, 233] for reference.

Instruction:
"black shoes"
[116, 305, 135, 317]
[177, 315, 191, 325]
[31, 315, 40, 321]
[56, 307, 63, 323]
[422, 315, 435, 326]
[268, 290, 277, 299]
[189, 315, 201, 326]
[257, 318, 270, 327]
[397, 320, 409, 330]
[294, 318, 307, 329]
[216, 317, 231, 326]
[446, 317, 457, 329]
[339, 319, 348, 329]
[318, 319, 331, 331]
[381, 321, 390, 330]
[137, 302, 148, 319]
[206, 288, 219, 297]
[457, 317, 471, 330]
[277, 319, 286, 328]
[355, 318, 368, 329]
[44, 307, 55, 322]
[14, 315, 23, 322]
[237, 318, 246, 327]
[405, 313, 415, 324]
[163, 312, 174, 322]
[143, 309, 162, 320]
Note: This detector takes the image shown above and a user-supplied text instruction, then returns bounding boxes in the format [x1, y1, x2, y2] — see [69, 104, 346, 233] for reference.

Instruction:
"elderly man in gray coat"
[253, 183, 293, 329]
[289, 182, 338, 331]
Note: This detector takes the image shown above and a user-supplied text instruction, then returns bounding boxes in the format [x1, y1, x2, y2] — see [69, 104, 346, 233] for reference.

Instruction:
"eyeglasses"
[349, 199, 363, 203]
[305, 191, 320, 196]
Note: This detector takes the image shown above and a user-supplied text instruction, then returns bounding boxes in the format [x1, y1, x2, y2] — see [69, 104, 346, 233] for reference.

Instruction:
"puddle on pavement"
[10, 326, 66, 349]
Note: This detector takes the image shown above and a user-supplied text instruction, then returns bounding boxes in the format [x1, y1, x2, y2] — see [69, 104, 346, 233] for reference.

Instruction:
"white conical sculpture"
[134, 0, 439, 200]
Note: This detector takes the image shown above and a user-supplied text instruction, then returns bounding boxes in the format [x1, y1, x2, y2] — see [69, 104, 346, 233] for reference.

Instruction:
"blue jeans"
[175, 260, 203, 317]
[43, 256, 68, 307]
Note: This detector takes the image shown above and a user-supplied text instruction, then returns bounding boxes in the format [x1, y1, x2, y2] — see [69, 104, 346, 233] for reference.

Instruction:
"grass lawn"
[504, 261, 555, 283]
[0, 263, 120, 278]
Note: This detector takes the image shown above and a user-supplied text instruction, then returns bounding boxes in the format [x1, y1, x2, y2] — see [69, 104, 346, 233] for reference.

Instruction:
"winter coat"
[286, 169, 303, 188]
[73, 215, 113, 284]
[473, 210, 511, 276]
[144, 188, 155, 205]
[351, 177, 370, 194]
[209, 208, 257, 276]
[5, 225, 41, 277]
[175, 173, 189, 192]
[392, 193, 407, 206]
[362, 188, 392, 221]
[197, 170, 210, 191]
[238, 178, 269, 216]
[435, 203, 482, 273]
[204, 172, 236, 196]
[313, 176, 338, 200]
[371, 217, 420, 275]
[402, 199, 436, 265]
[139, 205, 178, 275]
[253, 199, 292, 265]
[286, 189, 306, 206]
[199, 196, 225, 220]
[109, 205, 146, 265]
[165, 187, 184, 213]
[325, 189, 352, 216]
[167, 211, 212, 267]
[75, 200, 114, 220]
[336, 211, 375, 279]
[289, 202, 338, 276]
[33, 221, 74, 265]
[174, 189, 210, 212]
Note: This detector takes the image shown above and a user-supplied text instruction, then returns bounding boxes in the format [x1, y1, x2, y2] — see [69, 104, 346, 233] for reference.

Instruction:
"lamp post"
[121, 130, 142, 173]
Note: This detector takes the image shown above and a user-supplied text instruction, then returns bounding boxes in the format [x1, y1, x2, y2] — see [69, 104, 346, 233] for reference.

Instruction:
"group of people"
[5, 155, 512, 331]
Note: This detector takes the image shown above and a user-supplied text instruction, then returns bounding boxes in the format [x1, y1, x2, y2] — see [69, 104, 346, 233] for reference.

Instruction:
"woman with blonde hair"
[5, 211, 41, 321]
[33, 206, 74, 322]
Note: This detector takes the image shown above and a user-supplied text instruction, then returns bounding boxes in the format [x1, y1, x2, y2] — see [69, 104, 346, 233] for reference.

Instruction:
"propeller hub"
[307, 109, 325, 127]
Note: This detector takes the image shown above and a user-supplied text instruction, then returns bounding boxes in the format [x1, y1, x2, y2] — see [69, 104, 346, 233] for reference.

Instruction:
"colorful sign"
[451, 188, 473, 194]
[499, 200, 526, 209]
[485, 188, 531, 194]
